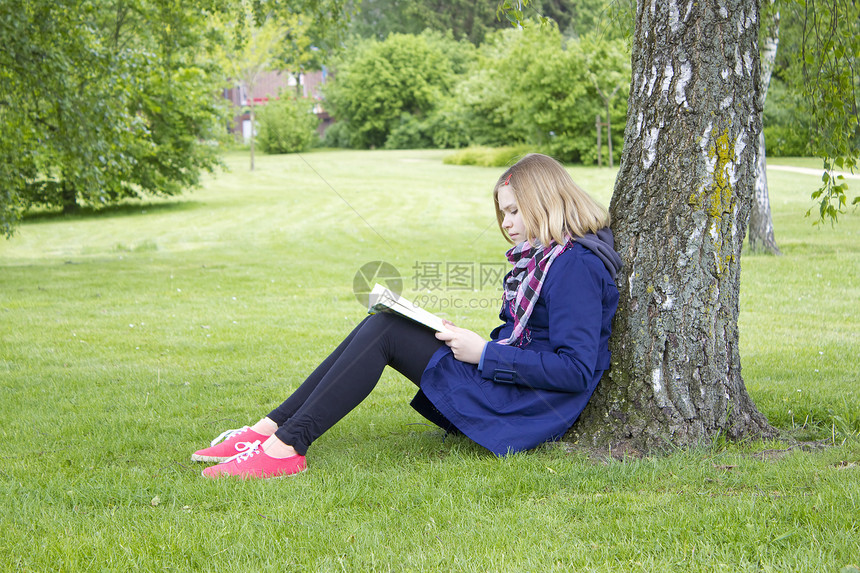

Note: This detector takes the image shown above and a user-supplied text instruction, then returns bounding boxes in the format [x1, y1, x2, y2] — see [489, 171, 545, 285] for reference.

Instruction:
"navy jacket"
[413, 237, 620, 455]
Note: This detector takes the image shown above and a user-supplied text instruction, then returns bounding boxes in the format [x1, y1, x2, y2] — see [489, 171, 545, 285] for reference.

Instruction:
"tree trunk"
[61, 179, 78, 214]
[748, 5, 781, 255]
[567, 0, 776, 452]
[749, 130, 781, 254]
[249, 99, 256, 172]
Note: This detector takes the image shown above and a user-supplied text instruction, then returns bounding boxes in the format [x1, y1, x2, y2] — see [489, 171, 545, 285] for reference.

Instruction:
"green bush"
[763, 78, 814, 157]
[523, 32, 628, 165]
[443, 26, 629, 164]
[424, 104, 473, 149]
[444, 36, 533, 148]
[384, 113, 435, 149]
[320, 121, 352, 148]
[442, 145, 535, 167]
[322, 26, 630, 161]
[324, 31, 475, 149]
[257, 96, 319, 154]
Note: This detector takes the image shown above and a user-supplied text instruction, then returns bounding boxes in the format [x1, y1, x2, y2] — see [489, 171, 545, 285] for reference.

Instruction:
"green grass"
[1, 149, 858, 572]
[766, 156, 852, 171]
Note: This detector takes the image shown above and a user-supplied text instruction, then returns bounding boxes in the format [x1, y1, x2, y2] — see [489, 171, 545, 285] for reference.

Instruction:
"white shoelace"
[210, 426, 249, 447]
[223, 441, 261, 464]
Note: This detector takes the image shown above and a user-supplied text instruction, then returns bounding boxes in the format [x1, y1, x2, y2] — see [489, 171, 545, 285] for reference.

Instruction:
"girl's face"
[497, 186, 526, 244]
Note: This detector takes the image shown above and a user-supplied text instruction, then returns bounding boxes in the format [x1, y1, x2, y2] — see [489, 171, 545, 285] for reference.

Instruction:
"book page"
[367, 284, 449, 332]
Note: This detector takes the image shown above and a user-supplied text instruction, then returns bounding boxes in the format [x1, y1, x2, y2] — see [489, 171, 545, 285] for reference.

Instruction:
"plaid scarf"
[499, 238, 571, 346]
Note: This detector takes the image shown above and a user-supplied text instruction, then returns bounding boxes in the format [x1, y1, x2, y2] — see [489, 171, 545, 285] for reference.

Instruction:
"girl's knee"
[363, 312, 400, 333]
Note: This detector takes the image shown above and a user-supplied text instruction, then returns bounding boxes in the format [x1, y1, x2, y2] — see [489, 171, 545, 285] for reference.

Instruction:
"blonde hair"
[493, 153, 610, 245]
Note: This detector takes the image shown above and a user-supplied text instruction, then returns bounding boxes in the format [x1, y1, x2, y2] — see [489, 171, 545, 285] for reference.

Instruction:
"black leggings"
[267, 313, 444, 455]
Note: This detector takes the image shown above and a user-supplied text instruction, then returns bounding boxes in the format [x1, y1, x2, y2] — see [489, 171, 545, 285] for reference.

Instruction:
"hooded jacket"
[412, 228, 622, 455]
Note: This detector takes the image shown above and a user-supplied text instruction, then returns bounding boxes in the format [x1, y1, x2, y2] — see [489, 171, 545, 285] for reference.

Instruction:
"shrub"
[424, 104, 472, 149]
[324, 31, 475, 149]
[384, 113, 435, 149]
[321, 121, 352, 148]
[521, 32, 629, 165]
[443, 145, 535, 167]
[322, 26, 630, 161]
[445, 34, 533, 148]
[763, 78, 814, 157]
[444, 26, 629, 164]
[257, 96, 319, 154]
[383, 101, 473, 150]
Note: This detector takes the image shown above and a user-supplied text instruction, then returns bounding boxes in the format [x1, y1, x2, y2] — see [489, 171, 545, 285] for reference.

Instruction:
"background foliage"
[0, 0, 224, 237]
[2, 0, 854, 230]
[0, 0, 353, 237]
[323, 22, 629, 163]
[323, 31, 473, 149]
[257, 96, 320, 154]
[767, 0, 860, 220]
[346, 0, 628, 43]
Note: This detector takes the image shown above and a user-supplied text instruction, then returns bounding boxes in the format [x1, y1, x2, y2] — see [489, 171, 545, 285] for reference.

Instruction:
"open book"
[367, 283, 449, 333]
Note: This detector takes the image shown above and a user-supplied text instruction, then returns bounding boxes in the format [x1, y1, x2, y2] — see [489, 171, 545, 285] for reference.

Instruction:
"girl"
[193, 153, 621, 479]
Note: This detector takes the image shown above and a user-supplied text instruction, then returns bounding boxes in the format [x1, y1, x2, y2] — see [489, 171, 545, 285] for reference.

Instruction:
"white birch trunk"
[748, 5, 781, 254]
[568, 0, 776, 451]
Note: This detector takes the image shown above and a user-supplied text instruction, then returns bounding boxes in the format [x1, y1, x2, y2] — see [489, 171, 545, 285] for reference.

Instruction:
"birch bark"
[748, 3, 781, 254]
[567, 0, 776, 451]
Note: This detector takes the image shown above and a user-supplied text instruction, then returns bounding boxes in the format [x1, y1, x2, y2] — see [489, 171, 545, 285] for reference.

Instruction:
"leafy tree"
[747, 0, 859, 223]
[348, 0, 508, 44]
[325, 3, 630, 154]
[543, 34, 629, 163]
[785, 0, 860, 222]
[210, 2, 302, 170]
[324, 31, 473, 149]
[763, 79, 814, 156]
[444, 28, 543, 148]
[765, 2, 816, 157]
[0, 0, 223, 237]
[539, 0, 628, 40]
[750, 0, 858, 249]
[346, 0, 625, 45]
[445, 24, 629, 163]
[0, 0, 353, 238]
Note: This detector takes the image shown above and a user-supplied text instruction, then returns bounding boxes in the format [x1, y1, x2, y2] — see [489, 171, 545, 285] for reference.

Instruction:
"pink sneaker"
[201, 446, 307, 479]
[191, 426, 269, 462]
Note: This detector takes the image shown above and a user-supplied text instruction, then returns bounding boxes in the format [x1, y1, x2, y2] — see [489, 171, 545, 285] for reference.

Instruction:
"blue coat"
[413, 242, 620, 455]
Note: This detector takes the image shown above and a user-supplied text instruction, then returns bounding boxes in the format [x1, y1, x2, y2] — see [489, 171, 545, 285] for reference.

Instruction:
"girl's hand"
[435, 320, 487, 365]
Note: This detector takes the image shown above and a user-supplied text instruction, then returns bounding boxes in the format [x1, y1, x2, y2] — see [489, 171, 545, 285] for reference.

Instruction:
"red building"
[222, 69, 333, 141]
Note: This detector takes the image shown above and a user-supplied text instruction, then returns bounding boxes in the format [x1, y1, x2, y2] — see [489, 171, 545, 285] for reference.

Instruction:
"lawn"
[1, 149, 858, 572]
